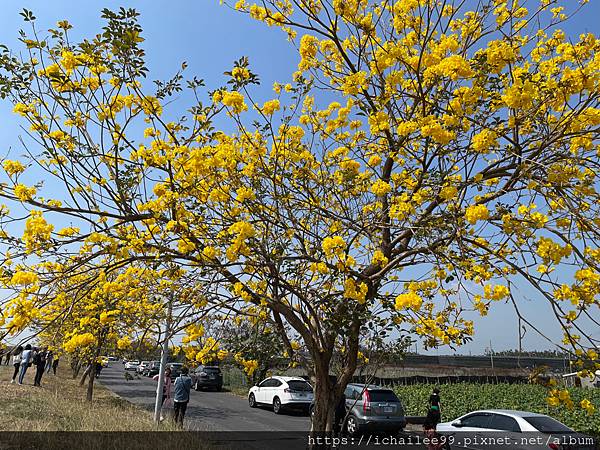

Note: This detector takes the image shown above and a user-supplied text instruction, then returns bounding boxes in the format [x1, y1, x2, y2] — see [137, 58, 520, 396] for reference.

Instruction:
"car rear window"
[367, 390, 400, 402]
[203, 367, 221, 373]
[523, 417, 572, 433]
[287, 381, 313, 392]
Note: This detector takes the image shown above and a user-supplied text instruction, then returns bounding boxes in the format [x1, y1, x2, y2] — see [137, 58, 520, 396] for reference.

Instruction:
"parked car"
[191, 365, 223, 391]
[167, 363, 183, 380]
[136, 361, 151, 374]
[107, 356, 118, 361]
[315, 383, 406, 436]
[141, 361, 160, 377]
[248, 376, 313, 414]
[437, 410, 597, 450]
[124, 360, 140, 371]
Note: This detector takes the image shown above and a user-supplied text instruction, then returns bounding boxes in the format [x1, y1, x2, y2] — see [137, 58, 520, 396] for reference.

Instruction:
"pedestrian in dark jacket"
[52, 357, 59, 375]
[33, 347, 48, 386]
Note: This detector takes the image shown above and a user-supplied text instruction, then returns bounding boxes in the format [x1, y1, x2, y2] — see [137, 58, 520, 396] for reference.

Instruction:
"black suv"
[191, 365, 223, 391]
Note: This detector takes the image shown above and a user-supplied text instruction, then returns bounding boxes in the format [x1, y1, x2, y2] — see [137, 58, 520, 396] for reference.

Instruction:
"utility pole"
[154, 293, 173, 424]
[489, 340, 494, 370]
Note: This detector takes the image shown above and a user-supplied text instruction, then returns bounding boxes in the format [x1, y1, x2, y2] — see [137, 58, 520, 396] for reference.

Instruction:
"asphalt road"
[98, 363, 311, 432]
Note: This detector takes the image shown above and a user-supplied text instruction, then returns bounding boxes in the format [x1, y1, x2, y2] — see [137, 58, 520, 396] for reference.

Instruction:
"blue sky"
[0, 1, 598, 354]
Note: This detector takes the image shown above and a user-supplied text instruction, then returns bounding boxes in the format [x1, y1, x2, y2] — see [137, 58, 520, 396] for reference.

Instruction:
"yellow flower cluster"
[465, 204, 490, 224]
[471, 129, 498, 153]
[14, 184, 36, 201]
[536, 237, 572, 265]
[232, 66, 250, 80]
[394, 291, 423, 311]
[547, 389, 574, 409]
[343, 278, 368, 304]
[220, 91, 248, 114]
[321, 235, 346, 257]
[10, 270, 39, 286]
[234, 353, 259, 376]
[261, 99, 280, 115]
[117, 337, 131, 350]
[23, 210, 54, 253]
[63, 333, 96, 353]
[371, 179, 391, 197]
[371, 250, 389, 267]
[483, 284, 510, 301]
[3, 160, 25, 176]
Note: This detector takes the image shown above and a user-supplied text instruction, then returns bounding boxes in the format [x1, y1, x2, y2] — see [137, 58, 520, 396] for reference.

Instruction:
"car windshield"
[287, 380, 313, 392]
[200, 367, 221, 373]
[368, 390, 400, 402]
[524, 416, 573, 433]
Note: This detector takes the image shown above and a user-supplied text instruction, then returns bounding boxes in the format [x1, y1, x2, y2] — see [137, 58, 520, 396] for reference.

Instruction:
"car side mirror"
[452, 420, 463, 428]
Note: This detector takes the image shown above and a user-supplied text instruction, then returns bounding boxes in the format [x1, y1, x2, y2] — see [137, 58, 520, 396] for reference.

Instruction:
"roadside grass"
[222, 384, 249, 398]
[0, 364, 178, 431]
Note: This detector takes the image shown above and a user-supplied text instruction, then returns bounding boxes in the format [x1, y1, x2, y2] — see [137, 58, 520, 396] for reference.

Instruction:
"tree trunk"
[79, 364, 91, 386]
[86, 365, 95, 402]
[310, 351, 337, 433]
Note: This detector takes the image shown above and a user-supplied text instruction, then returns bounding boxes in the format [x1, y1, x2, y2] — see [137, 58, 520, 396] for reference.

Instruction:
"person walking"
[172, 367, 192, 427]
[33, 347, 48, 386]
[45, 351, 54, 374]
[10, 346, 23, 383]
[153, 367, 172, 421]
[18, 344, 33, 385]
[52, 357, 59, 375]
[429, 388, 441, 417]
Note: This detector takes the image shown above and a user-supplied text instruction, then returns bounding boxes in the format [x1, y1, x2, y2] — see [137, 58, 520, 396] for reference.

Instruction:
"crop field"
[393, 383, 600, 435]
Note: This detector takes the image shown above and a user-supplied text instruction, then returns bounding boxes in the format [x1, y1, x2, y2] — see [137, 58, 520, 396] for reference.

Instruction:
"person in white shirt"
[18, 344, 33, 385]
[10, 346, 23, 384]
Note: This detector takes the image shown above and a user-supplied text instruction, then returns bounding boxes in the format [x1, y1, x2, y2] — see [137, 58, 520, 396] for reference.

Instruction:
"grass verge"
[0, 363, 176, 431]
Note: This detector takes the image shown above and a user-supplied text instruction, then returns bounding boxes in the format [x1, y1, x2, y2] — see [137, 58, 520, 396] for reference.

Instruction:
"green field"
[393, 383, 600, 435]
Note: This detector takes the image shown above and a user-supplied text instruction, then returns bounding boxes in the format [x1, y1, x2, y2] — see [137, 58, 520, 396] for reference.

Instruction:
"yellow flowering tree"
[0, 3, 599, 432]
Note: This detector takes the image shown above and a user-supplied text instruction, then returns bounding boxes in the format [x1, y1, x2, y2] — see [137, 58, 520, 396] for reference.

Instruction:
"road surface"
[98, 363, 311, 432]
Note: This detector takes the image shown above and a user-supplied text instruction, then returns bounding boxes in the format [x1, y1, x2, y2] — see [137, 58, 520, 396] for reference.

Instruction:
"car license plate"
[384, 406, 393, 413]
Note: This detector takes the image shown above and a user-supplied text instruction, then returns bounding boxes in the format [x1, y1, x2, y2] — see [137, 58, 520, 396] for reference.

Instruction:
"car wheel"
[345, 415, 360, 437]
[248, 393, 257, 408]
[215, 385, 222, 392]
[273, 397, 283, 414]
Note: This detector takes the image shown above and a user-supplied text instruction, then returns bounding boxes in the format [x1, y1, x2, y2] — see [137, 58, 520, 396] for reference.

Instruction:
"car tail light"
[548, 444, 560, 450]
[363, 389, 371, 412]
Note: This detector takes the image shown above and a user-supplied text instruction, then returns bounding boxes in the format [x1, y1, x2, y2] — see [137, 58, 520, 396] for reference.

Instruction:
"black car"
[167, 363, 183, 380]
[190, 365, 223, 391]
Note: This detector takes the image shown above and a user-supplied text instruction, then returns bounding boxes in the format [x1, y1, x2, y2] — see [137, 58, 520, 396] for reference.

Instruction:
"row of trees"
[0, 0, 598, 432]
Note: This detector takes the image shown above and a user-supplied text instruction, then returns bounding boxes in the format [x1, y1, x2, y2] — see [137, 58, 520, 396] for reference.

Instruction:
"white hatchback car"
[248, 376, 314, 414]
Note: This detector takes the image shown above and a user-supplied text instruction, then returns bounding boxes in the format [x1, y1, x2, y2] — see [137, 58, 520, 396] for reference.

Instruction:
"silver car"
[343, 383, 406, 436]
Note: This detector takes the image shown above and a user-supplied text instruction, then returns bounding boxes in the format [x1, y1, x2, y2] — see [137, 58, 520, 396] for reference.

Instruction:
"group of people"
[153, 366, 192, 427]
[4, 345, 59, 386]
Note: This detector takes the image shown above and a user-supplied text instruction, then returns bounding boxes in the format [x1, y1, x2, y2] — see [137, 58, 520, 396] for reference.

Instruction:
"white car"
[248, 376, 313, 414]
[124, 360, 140, 371]
[136, 361, 151, 374]
[437, 410, 595, 450]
